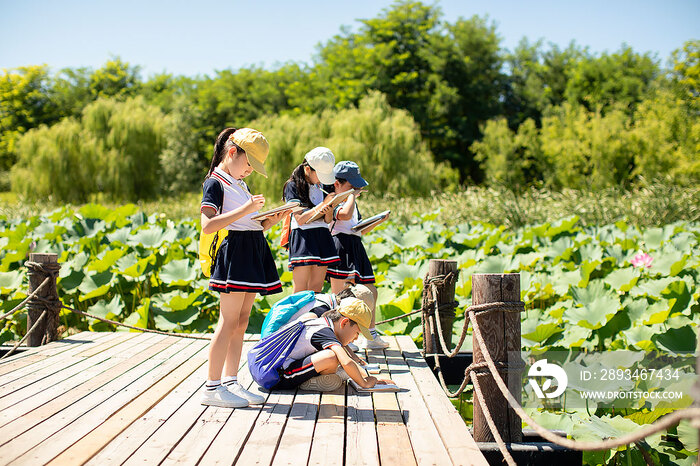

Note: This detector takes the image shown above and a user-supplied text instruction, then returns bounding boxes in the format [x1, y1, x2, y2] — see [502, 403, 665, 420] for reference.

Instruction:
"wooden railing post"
[471, 273, 523, 443]
[422, 259, 457, 355]
[26, 253, 60, 346]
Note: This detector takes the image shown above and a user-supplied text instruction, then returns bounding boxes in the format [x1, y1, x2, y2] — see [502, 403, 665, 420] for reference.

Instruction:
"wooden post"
[422, 259, 457, 355]
[471, 273, 522, 443]
[26, 253, 60, 347]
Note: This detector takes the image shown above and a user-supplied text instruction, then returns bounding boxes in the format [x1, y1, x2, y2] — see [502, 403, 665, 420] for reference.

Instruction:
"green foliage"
[631, 89, 700, 186]
[472, 117, 542, 189]
[0, 66, 60, 172]
[12, 96, 165, 201]
[1, 203, 698, 463]
[564, 45, 659, 113]
[251, 91, 459, 200]
[671, 40, 700, 105]
[88, 58, 141, 99]
[539, 103, 635, 190]
[288, 1, 504, 180]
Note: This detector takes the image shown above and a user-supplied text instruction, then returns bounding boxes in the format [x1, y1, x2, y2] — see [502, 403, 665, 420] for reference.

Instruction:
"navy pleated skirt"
[326, 233, 375, 284]
[288, 227, 340, 270]
[209, 230, 282, 295]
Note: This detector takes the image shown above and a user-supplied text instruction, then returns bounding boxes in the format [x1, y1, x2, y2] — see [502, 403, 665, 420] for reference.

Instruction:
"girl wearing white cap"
[200, 127, 285, 408]
[282, 147, 340, 292]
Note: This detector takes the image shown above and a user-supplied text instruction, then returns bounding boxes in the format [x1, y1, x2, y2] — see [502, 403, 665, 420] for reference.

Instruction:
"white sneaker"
[366, 335, 389, 349]
[227, 383, 266, 405]
[299, 374, 344, 392]
[201, 385, 248, 408]
[347, 342, 360, 352]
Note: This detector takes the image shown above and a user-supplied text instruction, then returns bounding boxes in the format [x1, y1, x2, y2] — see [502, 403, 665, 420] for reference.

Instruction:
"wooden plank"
[345, 388, 380, 466]
[7, 337, 201, 465]
[395, 335, 487, 466]
[159, 343, 259, 466]
[196, 363, 269, 466]
[0, 333, 166, 442]
[234, 389, 295, 466]
[47, 342, 208, 465]
[0, 334, 172, 459]
[384, 338, 454, 466]
[367, 348, 417, 466]
[0, 332, 140, 404]
[0, 332, 116, 379]
[270, 390, 320, 466]
[122, 342, 259, 466]
[0, 331, 107, 366]
[307, 386, 345, 466]
[84, 358, 208, 465]
[74, 331, 140, 357]
[0, 332, 160, 427]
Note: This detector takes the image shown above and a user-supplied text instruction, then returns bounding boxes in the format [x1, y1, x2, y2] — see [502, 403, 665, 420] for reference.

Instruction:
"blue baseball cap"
[333, 161, 368, 188]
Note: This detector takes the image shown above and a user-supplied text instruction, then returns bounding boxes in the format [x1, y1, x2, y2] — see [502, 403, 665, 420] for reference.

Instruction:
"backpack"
[248, 320, 307, 389]
[198, 177, 225, 278]
[260, 290, 316, 339]
[198, 229, 225, 278]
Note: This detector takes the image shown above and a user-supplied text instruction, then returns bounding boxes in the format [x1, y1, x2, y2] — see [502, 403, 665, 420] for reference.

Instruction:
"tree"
[0, 65, 59, 176]
[88, 58, 141, 99]
[564, 45, 659, 113]
[504, 40, 585, 128]
[12, 96, 166, 201]
[671, 40, 700, 106]
[289, 1, 505, 181]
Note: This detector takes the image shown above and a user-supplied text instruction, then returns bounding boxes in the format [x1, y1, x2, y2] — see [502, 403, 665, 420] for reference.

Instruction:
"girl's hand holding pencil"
[243, 194, 265, 214]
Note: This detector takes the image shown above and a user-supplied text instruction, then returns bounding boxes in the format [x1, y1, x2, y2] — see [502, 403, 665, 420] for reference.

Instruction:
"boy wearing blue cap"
[326, 161, 389, 349]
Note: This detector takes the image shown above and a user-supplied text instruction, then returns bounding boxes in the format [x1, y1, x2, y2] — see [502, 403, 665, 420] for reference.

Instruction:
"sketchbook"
[306, 189, 362, 222]
[349, 378, 400, 392]
[351, 210, 391, 233]
[250, 201, 302, 220]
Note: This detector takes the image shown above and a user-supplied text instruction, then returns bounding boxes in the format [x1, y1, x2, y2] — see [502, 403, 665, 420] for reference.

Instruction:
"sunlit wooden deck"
[0, 331, 486, 465]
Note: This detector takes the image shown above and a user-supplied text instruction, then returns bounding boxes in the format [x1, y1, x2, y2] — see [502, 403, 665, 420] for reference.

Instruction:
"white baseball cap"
[304, 147, 336, 185]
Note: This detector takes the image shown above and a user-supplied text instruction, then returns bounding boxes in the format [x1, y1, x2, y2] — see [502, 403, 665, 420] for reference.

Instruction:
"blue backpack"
[260, 290, 316, 339]
[248, 320, 306, 389]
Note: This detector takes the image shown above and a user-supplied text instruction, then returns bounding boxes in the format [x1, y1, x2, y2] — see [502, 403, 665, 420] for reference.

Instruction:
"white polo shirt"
[283, 180, 328, 230]
[200, 167, 263, 231]
[331, 201, 361, 236]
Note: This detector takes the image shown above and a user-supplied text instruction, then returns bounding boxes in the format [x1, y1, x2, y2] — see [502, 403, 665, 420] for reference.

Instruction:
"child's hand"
[363, 376, 378, 388]
[244, 195, 265, 213]
[376, 378, 395, 385]
[267, 210, 286, 224]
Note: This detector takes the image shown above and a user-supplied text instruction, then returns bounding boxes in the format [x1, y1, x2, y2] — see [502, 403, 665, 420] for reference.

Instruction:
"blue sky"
[1, 0, 697, 78]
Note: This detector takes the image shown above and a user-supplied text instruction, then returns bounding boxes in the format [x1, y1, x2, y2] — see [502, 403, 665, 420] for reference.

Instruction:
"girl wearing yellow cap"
[200, 127, 285, 408]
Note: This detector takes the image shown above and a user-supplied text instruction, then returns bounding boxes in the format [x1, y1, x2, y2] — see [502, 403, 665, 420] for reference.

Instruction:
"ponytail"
[283, 162, 312, 207]
[206, 127, 238, 179]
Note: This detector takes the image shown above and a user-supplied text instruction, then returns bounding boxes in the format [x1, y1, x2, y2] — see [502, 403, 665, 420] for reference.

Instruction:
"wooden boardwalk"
[0, 331, 487, 466]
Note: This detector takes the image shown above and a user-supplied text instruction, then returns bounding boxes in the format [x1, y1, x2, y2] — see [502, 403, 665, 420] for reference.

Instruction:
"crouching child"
[250, 298, 394, 392]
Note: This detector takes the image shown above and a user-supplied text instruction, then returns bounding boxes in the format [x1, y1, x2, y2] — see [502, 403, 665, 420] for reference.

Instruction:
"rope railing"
[4, 258, 699, 462]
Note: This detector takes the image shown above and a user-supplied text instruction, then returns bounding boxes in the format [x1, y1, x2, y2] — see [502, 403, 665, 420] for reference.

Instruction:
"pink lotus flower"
[631, 252, 653, 268]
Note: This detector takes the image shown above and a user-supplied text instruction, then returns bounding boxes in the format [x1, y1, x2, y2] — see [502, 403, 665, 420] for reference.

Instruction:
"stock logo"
[528, 359, 568, 399]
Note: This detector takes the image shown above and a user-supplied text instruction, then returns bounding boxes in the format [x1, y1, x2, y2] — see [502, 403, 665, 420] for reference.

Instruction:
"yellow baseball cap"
[337, 297, 372, 339]
[229, 128, 269, 178]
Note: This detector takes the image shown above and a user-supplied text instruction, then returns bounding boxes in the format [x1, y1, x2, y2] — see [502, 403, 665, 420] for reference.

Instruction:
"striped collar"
[211, 167, 233, 187]
[212, 167, 250, 196]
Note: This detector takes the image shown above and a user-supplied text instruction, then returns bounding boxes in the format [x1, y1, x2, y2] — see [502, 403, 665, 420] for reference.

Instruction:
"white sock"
[222, 375, 238, 386]
[206, 380, 221, 391]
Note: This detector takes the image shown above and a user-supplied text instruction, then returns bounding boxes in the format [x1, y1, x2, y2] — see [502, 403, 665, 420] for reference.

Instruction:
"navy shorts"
[273, 355, 320, 389]
[209, 230, 282, 295]
[326, 233, 375, 284]
[288, 227, 340, 270]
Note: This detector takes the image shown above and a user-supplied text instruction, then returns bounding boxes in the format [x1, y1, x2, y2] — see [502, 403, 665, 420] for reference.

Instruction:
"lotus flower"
[631, 252, 653, 268]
